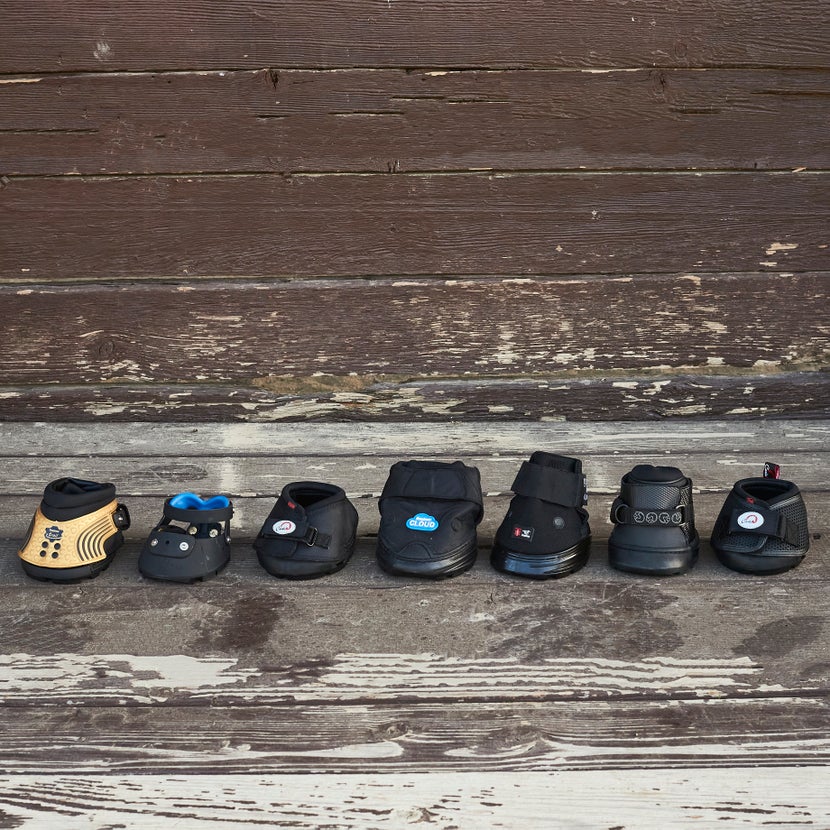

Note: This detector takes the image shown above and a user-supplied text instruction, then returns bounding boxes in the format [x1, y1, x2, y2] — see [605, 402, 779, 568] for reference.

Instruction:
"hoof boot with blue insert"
[253, 481, 358, 580]
[711, 462, 809, 575]
[608, 464, 699, 576]
[18, 477, 130, 583]
[139, 493, 233, 583]
[491, 452, 591, 580]
[376, 460, 483, 579]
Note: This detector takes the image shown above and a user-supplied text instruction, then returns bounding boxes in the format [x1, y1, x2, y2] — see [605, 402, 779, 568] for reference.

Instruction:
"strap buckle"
[302, 526, 319, 546]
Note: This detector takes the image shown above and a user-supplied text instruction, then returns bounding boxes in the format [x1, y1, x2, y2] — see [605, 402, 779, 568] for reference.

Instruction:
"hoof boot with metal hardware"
[254, 481, 358, 579]
[491, 452, 591, 579]
[711, 463, 809, 575]
[139, 493, 232, 583]
[608, 465, 699, 576]
[18, 477, 130, 583]
[376, 460, 484, 579]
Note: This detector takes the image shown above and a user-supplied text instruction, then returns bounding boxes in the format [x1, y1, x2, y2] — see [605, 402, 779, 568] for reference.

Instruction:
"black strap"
[381, 462, 483, 507]
[164, 501, 233, 525]
[260, 495, 331, 548]
[727, 505, 798, 546]
[612, 501, 686, 527]
[512, 462, 585, 507]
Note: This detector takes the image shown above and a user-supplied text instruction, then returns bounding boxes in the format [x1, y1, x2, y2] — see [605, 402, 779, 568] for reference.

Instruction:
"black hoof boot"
[139, 493, 233, 583]
[376, 460, 483, 579]
[711, 465, 809, 575]
[254, 481, 358, 579]
[608, 465, 699, 576]
[18, 477, 130, 583]
[491, 452, 590, 579]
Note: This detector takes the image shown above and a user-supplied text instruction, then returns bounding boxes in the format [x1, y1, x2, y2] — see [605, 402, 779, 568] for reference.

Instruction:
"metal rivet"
[179, 542, 190, 551]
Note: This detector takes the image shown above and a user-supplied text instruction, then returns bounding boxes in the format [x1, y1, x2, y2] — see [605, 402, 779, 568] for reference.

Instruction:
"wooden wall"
[0, 1, 827, 421]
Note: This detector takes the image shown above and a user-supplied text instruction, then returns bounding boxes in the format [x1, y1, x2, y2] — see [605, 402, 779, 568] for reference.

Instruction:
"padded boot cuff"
[41, 477, 118, 521]
[380, 460, 484, 519]
[254, 481, 358, 579]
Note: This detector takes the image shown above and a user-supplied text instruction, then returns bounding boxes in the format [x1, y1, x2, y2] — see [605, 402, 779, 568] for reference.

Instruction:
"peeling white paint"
[702, 321, 727, 333]
[765, 242, 799, 255]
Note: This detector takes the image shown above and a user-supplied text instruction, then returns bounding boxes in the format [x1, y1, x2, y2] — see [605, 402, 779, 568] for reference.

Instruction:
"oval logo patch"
[406, 513, 439, 532]
[737, 511, 764, 529]
[273, 519, 296, 535]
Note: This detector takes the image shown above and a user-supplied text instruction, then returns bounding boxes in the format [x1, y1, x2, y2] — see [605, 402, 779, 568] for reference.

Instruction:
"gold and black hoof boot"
[18, 477, 130, 582]
[139, 493, 233, 583]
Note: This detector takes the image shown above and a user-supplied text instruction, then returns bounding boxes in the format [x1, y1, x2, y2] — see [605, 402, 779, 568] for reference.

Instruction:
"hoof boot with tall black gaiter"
[18, 477, 130, 582]
[254, 481, 358, 579]
[491, 452, 590, 579]
[376, 460, 483, 579]
[139, 493, 233, 583]
[711, 463, 809, 575]
[609, 464, 699, 575]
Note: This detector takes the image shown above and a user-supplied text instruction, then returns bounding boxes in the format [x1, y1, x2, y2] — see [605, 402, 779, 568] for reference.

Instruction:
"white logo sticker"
[273, 520, 296, 535]
[737, 511, 764, 529]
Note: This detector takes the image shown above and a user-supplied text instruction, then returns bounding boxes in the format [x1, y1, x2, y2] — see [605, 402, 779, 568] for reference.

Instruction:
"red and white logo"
[273, 519, 296, 535]
[737, 511, 764, 529]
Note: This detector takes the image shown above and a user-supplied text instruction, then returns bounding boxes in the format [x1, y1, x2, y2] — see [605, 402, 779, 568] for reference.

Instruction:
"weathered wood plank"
[3, 69, 828, 175]
[1, 770, 828, 828]
[2, 453, 827, 502]
[1, 276, 827, 381]
[2, 420, 826, 458]
[0, 535, 827, 692]
[2, 699, 829, 773]
[2, 177, 827, 280]
[1, 0, 827, 71]
[2, 373, 827, 422]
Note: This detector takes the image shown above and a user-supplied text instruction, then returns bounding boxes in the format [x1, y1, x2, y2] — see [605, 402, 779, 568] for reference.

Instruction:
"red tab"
[763, 462, 781, 479]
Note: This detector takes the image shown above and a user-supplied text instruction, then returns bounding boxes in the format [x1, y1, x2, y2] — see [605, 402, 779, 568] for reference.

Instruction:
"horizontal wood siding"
[1, 0, 828, 71]
[2, 69, 828, 175]
[3, 174, 827, 280]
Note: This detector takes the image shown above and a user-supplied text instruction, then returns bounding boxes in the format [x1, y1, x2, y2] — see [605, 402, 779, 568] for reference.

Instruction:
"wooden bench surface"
[0, 419, 827, 827]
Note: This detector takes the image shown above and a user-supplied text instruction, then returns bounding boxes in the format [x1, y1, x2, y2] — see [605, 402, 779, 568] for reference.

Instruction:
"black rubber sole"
[139, 553, 230, 584]
[714, 548, 806, 575]
[21, 553, 115, 583]
[609, 537, 700, 576]
[490, 536, 591, 580]
[376, 538, 478, 579]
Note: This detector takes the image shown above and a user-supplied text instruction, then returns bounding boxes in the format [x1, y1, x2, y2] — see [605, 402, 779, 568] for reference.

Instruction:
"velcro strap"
[728, 505, 797, 545]
[382, 464, 483, 506]
[260, 496, 331, 548]
[612, 501, 686, 527]
[511, 462, 585, 507]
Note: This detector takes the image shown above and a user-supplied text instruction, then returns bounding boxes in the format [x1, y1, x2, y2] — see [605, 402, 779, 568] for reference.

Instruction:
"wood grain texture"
[0, 276, 827, 383]
[3, 69, 828, 175]
[2, 373, 827, 422]
[2, 699, 829, 773]
[1, 0, 827, 71]
[2, 176, 827, 280]
[1, 770, 829, 828]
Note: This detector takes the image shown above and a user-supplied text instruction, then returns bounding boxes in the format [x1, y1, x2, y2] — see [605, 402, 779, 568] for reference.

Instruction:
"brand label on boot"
[406, 513, 439, 532]
[737, 511, 764, 529]
[273, 519, 297, 535]
[44, 525, 63, 541]
[512, 525, 535, 541]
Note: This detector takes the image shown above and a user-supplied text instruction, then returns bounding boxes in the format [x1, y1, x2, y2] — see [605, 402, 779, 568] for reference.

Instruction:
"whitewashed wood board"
[0, 770, 828, 828]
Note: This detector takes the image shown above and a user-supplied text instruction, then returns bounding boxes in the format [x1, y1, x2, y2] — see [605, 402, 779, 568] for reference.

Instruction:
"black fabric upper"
[494, 452, 589, 555]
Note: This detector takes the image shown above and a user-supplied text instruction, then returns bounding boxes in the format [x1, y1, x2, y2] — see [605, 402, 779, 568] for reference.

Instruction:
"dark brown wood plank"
[2, 373, 826, 422]
[0, 275, 826, 382]
[2, 699, 829, 773]
[1, 0, 827, 71]
[3, 175, 827, 280]
[3, 69, 828, 175]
